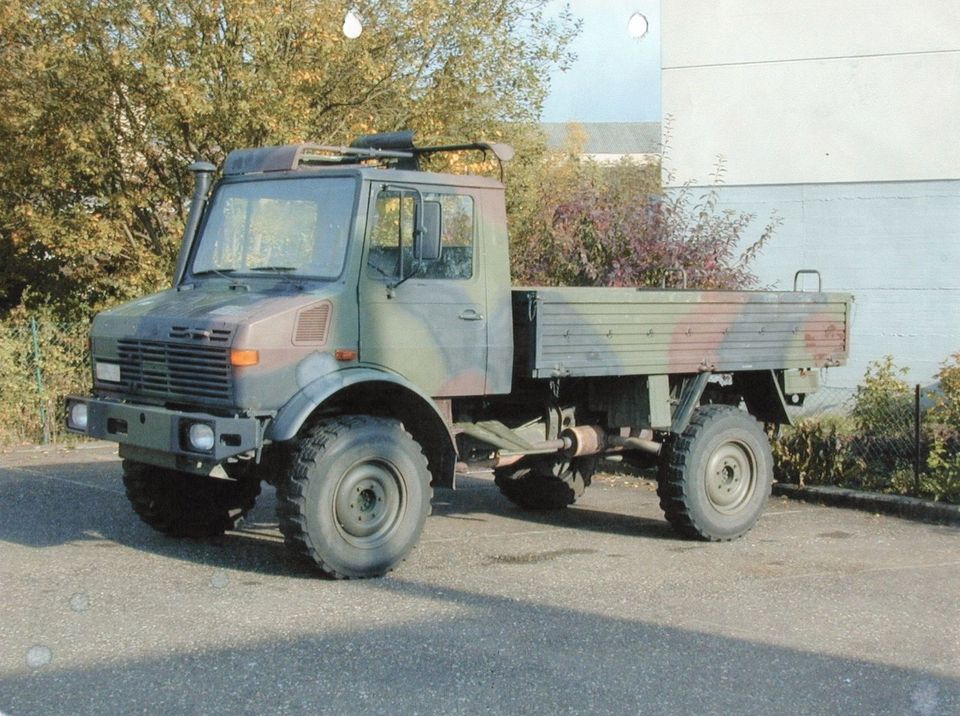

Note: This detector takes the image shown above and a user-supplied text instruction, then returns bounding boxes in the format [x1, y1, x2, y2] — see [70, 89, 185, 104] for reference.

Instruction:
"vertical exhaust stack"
[172, 160, 217, 286]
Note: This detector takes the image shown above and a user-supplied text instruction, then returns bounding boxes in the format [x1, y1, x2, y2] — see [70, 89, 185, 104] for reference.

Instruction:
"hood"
[93, 284, 339, 346]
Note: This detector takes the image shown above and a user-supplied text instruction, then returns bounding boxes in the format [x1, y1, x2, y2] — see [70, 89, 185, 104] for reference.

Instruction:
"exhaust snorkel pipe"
[172, 160, 217, 287]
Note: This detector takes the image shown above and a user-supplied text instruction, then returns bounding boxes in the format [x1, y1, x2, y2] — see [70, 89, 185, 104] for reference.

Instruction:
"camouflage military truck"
[65, 132, 851, 578]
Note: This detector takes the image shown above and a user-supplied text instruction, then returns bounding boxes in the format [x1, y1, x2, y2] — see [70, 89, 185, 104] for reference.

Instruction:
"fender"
[269, 366, 451, 441]
[267, 366, 458, 488]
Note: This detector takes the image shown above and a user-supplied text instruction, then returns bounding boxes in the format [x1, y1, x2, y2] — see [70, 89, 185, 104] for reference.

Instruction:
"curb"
[0, 440, 117, 456]
[773, 483, 960, 527]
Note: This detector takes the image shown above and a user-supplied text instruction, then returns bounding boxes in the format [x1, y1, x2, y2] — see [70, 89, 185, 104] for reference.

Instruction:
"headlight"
[68, 402, 89, 431]
[187, 422, 215, 452]
[95, 361, 121, 383]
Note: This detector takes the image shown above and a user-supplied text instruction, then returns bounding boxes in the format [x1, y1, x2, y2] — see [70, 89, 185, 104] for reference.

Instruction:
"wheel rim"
[333, 458, 405, 547]
[704, 440, 757, 514]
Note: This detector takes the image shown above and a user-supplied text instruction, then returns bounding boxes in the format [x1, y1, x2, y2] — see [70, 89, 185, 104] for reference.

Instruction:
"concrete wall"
[709, 181, 960, 388]
[661, 0, 960, 387]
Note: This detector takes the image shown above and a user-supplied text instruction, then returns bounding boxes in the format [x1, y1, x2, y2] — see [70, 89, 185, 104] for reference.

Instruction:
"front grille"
[116, 339, 232, 402]
[168, 325, 233, 343]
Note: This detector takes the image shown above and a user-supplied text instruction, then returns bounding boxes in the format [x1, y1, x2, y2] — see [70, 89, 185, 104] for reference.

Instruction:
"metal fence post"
[30, 317, 50, 445]
[914, 383, 921, 495]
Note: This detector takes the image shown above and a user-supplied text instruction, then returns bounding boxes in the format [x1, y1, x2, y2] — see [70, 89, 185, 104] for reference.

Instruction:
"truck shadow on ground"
[2, 574, 958, 716]
[434, 473, 678, 541]
[0, 459, 677, 579]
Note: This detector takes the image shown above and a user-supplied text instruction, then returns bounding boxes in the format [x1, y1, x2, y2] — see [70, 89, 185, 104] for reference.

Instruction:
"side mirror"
[415, 200, 442, 261]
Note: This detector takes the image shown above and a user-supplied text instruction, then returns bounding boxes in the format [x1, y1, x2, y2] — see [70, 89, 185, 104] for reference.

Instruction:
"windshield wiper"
[249, 266, 297, 273]
[192, 268, 239, 280]
[247, 265, 307, 290]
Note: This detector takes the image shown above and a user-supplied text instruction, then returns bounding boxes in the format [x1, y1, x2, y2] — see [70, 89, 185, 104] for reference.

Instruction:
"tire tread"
[276, 415, 432, 579]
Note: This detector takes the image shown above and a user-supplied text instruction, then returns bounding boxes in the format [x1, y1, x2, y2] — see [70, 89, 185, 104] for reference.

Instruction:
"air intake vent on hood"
[293, 302, 331, 345]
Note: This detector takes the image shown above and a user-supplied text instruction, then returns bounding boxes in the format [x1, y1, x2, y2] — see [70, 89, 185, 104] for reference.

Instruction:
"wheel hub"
[334, 460, 404, 543]
[705, 442, 756, 513]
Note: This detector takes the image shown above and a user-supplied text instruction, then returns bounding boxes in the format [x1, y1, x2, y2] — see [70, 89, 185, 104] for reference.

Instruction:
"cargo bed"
[512, 287, 851, 379]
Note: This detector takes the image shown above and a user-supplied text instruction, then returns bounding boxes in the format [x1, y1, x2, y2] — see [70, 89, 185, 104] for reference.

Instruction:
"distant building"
[541, 122, 661, 163]
[662, 0, 960, 388]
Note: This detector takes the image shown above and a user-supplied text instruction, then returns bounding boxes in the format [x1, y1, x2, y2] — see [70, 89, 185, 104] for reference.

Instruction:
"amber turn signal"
[334, 349, 357, 362]
[230, 349, 260, 367]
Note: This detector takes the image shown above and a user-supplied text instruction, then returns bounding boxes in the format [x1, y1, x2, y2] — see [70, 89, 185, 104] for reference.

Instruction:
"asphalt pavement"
[1, 442, 958, 715]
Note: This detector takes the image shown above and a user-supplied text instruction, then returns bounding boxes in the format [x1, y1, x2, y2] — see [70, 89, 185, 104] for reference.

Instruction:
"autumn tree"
[510, 146, 779, 290]
[0, 0, 577, 317]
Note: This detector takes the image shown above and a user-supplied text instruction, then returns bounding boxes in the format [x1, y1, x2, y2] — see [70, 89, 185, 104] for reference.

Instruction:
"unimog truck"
[66, 132, 851, 578]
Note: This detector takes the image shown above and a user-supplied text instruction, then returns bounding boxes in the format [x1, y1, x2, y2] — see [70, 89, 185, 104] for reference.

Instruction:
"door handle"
[458, 309, 484, 321]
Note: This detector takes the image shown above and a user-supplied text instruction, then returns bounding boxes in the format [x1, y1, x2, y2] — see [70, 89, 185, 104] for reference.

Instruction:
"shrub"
[0, 310, 90, 446]
[510, 151, 779, 290]
[773, 354, 960, 504]
[849, 356, 915, 477]
[772, 418, 857, 487]
[923, 353, 960, 503]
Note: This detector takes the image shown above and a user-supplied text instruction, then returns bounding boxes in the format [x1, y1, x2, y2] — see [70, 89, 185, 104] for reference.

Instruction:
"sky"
[541, 0, 661, 123]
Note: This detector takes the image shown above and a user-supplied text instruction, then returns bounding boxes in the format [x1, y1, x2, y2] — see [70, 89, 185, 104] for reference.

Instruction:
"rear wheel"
[494, 456, 596, 510]
[122, 460, 261, 537]
[657, 405, 772, 540]
[277, 416, 432, 579]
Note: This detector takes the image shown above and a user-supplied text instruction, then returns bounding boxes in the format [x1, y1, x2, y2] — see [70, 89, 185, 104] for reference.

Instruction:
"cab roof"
[223, 131, 514, 180]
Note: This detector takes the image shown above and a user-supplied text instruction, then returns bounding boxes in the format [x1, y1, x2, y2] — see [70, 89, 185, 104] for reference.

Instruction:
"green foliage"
[927, 352, 960, 433]
[0, 310, 90, 446]
[847, 356, 915, 481]
[509, 148, 779, 290]
[774, 354, 960, 504]
[772, 418, 857, 487]
[923, 353, 960, 503]
[923, 440, 960, 503]
[0, 0, 578, 318]
[851, 356, 912, 436]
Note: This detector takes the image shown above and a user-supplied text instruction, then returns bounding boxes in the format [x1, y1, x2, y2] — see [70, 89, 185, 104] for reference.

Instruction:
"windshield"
[190, 176, 356, 280]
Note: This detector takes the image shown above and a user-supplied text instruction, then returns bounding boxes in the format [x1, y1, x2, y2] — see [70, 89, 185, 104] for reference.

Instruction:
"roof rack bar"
[223, 133, 514, 176]
[413, 141, 514, 180]
[305, 145, 415, 160]
[414, 142, 514, 163]
[223, 143, 414, 175]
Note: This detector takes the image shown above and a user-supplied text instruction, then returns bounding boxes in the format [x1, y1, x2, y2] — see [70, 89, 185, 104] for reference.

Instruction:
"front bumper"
[65, 396, 265, 464]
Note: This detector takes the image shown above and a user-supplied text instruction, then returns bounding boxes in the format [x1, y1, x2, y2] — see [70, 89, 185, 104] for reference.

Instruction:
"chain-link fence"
[778, 381, 960, 504]
[0, 319, 90, 447]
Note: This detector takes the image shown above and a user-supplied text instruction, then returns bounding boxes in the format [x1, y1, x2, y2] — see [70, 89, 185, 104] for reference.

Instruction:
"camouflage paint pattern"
[70, 144, 852, 479]
[515, 287, 850, 379]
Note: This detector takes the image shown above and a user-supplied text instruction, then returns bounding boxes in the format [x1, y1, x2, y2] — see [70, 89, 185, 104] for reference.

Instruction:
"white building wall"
[662, 0, 960, 387]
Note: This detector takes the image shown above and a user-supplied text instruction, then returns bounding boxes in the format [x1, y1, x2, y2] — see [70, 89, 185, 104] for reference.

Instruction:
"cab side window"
[366, 191, 414, 279]
[366, 190, 475, 280]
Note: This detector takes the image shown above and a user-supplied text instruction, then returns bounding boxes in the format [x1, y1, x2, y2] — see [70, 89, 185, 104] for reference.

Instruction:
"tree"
[510, 146, 779, 290]
[0, 0, 578, 317]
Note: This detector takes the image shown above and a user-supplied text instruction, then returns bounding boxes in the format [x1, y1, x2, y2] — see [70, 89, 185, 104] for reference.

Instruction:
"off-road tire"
[122, 460, 261, 538]
[277, 416, 432, 579]
[494, 457, 597, 510]
[657, 405, 773, 541]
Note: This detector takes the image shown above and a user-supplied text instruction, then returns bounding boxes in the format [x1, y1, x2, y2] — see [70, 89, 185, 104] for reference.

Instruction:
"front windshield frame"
[186, 173, 360, 283]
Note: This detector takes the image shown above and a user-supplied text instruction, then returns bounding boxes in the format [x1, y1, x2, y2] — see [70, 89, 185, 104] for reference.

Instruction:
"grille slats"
[116, 339, 233, 402]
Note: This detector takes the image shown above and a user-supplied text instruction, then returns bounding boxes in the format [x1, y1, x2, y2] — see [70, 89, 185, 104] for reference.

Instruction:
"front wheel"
[277, 416, 432, 579]
[657, 405, 773, 541]
[122, 460, 261, 537]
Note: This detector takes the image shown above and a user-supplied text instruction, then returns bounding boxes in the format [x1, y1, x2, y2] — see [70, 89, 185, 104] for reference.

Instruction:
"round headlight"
[69, 402, 89, 431]
[187, 423, 216, 452]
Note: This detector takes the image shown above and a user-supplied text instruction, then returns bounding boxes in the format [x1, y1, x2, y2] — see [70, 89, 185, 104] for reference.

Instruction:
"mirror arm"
[382, 184, 426, 291]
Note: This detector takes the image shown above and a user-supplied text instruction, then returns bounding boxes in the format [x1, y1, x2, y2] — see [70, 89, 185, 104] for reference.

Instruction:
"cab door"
[358, 183, 488, 397]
